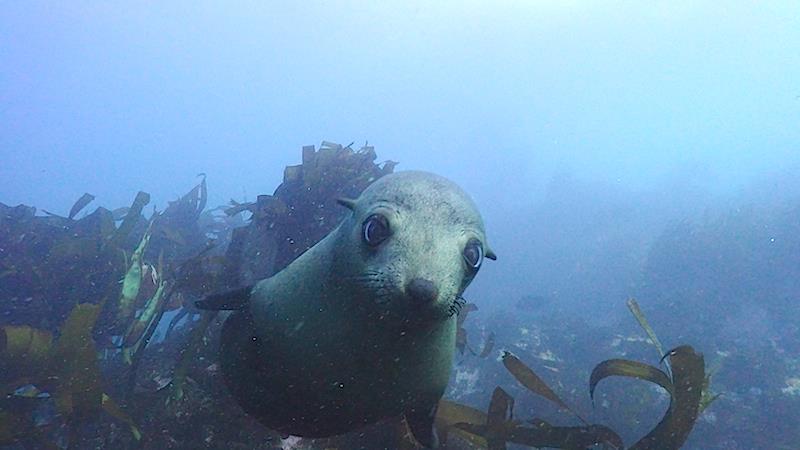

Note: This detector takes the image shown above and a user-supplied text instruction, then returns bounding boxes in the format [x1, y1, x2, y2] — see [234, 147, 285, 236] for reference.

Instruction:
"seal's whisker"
[447, 295, 468, 317]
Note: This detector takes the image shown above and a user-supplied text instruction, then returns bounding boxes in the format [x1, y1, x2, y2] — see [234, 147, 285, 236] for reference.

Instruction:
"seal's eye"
[463, 239, 484, 271]
[362, 214, 391, 246]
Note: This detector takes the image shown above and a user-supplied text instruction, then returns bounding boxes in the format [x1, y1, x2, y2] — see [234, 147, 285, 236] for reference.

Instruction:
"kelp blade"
[454, 419, 624, 450]
[49, 303, 102, 417]
[477, 332, 495, 358]
[0, 326, 53, 381]
[102, 393, 141, 440]
[456, 327, 468, 355]
[116, 225, 151, 325]
[122, 280, 167, 350]
[630, 346, 704, 450]
[509, 419, 623, 450]
[447, 387, 617, 450]
[486, 387, 514, 449]
[436, 399, 488, 447]
[626, 298, 666, 362]
[68, 193, 95, 220]
[589, 359, 674, 402]
[111, 191, 150, 245]
[502, 351, 575, 416]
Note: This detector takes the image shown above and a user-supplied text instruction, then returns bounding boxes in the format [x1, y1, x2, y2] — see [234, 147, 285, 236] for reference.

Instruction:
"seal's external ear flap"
[196, 285, 253, 310]
[485, 246, 497, 261]
[336, 198, 357, 211]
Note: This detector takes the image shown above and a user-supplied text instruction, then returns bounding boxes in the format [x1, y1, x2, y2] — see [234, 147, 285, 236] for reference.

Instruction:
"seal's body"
[198, 171, 494, 448]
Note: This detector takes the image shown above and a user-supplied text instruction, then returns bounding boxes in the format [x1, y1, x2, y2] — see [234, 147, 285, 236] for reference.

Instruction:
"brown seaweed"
[589, 359, 674, 403]
[485, 387, 514, 449]
[0, 325, 53, 385]
[101, 394, 142, 440]
[48, 303, 103, 417]
[628, 346, 704, 449]
[1, 303, 141, 445]
[435, 399, 489, 447]
[68, 193, 95, 220]
[476, 331, 495, 358]
[506, 419, 622, 450]
[111, 191, 150, 246]
[447, 301, 709, 450]
[452, 385, 623, 450]
[626, 298, 669, 374]
[502, 351, 581, 420]
[115, 223, 152, 325]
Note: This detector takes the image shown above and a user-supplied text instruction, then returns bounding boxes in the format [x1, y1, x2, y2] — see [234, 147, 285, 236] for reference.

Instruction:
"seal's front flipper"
[406, 402, 440, 449]
[196, 285, 253, 310]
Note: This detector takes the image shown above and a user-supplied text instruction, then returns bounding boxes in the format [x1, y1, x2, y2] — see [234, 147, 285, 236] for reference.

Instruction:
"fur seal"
[197, 171, 495, 448]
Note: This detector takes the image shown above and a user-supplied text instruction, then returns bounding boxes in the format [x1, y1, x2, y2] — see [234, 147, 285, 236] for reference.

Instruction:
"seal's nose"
[406, 277, 439, 305]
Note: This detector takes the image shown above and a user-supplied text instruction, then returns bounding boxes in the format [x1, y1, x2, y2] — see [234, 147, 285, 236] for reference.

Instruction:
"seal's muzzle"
[406, 277, 438, 305]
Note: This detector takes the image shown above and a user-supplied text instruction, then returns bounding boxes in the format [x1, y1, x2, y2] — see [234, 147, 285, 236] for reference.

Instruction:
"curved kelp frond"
[440, 300, 711, 450]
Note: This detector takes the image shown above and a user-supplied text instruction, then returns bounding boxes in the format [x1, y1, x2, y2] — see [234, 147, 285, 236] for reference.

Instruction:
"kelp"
[0, 409, 27, 444]
[230, 141, 397, 279]
[150, 175, 208, 256]
[224, 199, 256, 217]
[111, 191, 150, 246]
[485, 387, 514, 449]
[0, 405, 58, 448]
[587, 313, 707, 449]
[626, 298, 668, 372]
[507, 419, 622, 450]
[626, 298, 719, 415]
[65, 304, 138, 434]
[477, 332, 495, 358]
[435, 400, 489, 447]
[446, 300, 713, 450]
[122, 278, 167, 363]
[123, 284, 176, 400]
[101, 393, 142, 441]
[450, 386, 622, 450]
[116, 222, 152, 325]
[627, 347, 704, 449]
[121, 251, 167, 356]
[440, 352, 622, 449]
[112, 207, 130, 221]
[162, 307, 191, 340]
[0, 173, 226, 446]
[49, 303, 103, 417]
[169, 311, 217, 402]
[502, 351, 582, 420]
[588, 346, 706, 449]
[0, 325, 53, 383]
[172, 247, 227, 297]
[0, 303, 140, 445]
[699, 364, 722, 414]
[50, 303, 141, 441]
[589, 359, 674, 403]
[455, 420, 623, 450]
[68, 193, 95, 220]
[1, 202, 123, 330]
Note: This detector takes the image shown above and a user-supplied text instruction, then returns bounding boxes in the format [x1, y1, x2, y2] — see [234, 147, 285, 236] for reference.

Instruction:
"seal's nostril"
[406, 278, 438, 304]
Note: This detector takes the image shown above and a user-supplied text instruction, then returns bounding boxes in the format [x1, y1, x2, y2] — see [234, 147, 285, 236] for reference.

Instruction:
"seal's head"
[336, 171, 495, 322]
